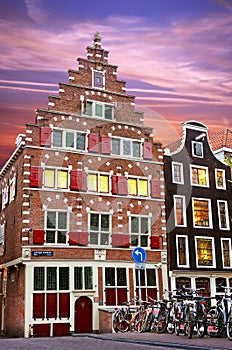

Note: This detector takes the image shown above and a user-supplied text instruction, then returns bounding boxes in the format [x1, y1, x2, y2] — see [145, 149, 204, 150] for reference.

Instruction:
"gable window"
[128, 177, 148, 197]
[192, 141, 203, 158]
[174, 195, 186, 227]
[195, 237, 215, 267]
[192, 198, 212, 228]
[215, 169, 226, 189]
[105, 267, 127, 306]
[130, 216, 150, 247]
[217, 200, 230, 230]
[89, 213, 111, 246]
[172, 162, 184, 184]
[9, 175, 16, 203]
[45, 211, 68, 244]
[93, 70, 104, 89]
[88, 173, 109, 193]
[74, 266, 93, 290]
[111, 137, 141, 158]
[84, 101, 114, 120]
[190, 165, 209, 187]
[44, 168, 68, 189]
[176, 235, 189, 267]
[221, 239, 232, 268]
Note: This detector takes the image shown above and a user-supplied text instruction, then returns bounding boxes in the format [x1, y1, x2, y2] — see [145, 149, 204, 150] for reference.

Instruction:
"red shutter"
[40, 127, 51, 146]
[112, 234, 130, 247]
[70, 170, 87, 191]
[59, 293, 70, 318]
[53, 323, 70, 336]
[117, 176, 128, 195]
[105, 288, 116, 306]
[117, 288, 128, 305]
[69, 232, 88, 246]
[151, 179, 161, 198]
[111, 175, 117, 194]
[143, 142, 152, 160]
[151, 236, 160, 249]
[47, 293, 57, 319]
[33, 230, 45, 245]
[33, 293, 45, 319]
[88, 133, 99, 153]
[30, 166, 43, 187]
[101, 136, 111, 154]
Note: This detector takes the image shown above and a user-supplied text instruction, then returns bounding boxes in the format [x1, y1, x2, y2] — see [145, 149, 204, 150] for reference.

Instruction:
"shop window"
[192, 198, 212, 228]
[196, 277, 210, 297]
[175, 277, 191, 290]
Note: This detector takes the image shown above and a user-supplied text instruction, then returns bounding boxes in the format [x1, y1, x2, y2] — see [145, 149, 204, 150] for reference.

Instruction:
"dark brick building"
[0, 32, 167, 337]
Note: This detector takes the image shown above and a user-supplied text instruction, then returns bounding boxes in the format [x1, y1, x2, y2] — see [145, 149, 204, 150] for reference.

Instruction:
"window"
[105, 267, 127, 305]
[111, 137, 142, 158]
[192, 141, 203, 158]
[74, 267, 93, 290]
[88, 173, 109, 193]
[44, 168, 68, 189]
[45, 211, 68, 244]
[221, 239, 232, 268]
[192, 198, 212, 228]
[190, 165, 209, 187]
[128, 177, 148, 197]
[195, 237, 215, 267]
[93, 70, 104, 89]
[89, 213, 111, 246]
[130, 216, 150, 247]
[175, 277, 191, 290]
[84, 101, 114, 120]
[52, 129, 86, 150]
[135, 268, 157, 300]
[176, 235, 189, 267]
[174, 195, 186, 227]
[172, 162, 184, 184]
[9, 176, 16, 203]
[215, 169, 226, 189]
[217, 200, 230, 230]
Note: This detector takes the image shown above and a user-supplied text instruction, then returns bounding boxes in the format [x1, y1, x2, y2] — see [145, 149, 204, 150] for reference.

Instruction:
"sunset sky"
[1, 0, 232, 167]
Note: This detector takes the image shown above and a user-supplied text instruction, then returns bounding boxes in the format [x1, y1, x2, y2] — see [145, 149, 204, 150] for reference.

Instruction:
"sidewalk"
[89, 331, 232, 350]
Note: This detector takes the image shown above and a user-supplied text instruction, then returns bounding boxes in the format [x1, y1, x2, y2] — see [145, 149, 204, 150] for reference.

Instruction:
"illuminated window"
[192, 198, 212, 228]
[174, 195, 186, 226]
[176, 235, 189, 267]
[44, 169, 68, 189]
[217, 200, 230, 230]
[88, 173, 109, 193]
[192, 141, 203, 158]
[45, 211, 68, 244]
[172, 162, 184, 184]
[128, 178, 148, 196]
[89, 213, 110, 246]
[221, 239, 232, 268]
[215, 169, 226, 189]
[195, 237, 215, 267]
[130, 216, 150, 247]
[190, 165, 208, 186]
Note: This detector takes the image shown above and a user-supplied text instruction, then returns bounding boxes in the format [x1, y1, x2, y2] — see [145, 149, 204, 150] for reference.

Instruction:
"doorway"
[74, 296, 92, 333]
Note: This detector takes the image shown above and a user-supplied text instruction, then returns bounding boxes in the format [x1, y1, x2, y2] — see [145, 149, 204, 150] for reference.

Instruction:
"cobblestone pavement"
[0, 332, 231, 350]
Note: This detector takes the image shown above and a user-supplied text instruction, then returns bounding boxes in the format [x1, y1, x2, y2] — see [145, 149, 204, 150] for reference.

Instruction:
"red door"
[75, 296, 92, 333]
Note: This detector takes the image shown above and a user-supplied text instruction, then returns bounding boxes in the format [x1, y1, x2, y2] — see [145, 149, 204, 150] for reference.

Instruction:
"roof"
[209, 128, 232, 151]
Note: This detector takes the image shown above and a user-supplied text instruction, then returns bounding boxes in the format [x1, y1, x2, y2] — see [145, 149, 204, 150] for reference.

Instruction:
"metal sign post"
[132, 248, 146, 304]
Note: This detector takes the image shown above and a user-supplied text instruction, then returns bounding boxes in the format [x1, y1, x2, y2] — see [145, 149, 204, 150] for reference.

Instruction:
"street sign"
[134, 263, 146, 270]
[132, 247, 146, 264]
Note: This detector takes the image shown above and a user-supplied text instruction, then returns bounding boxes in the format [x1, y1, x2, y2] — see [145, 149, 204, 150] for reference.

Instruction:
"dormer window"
[192, 141, 203, 158]
[93, 70, 104, 89]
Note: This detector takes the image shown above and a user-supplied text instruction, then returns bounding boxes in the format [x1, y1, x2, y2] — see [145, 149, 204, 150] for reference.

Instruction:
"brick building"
[0, 32, 167, 337]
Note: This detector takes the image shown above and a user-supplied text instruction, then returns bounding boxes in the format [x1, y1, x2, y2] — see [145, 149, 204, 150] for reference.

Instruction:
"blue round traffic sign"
[132, 247, 146, 263]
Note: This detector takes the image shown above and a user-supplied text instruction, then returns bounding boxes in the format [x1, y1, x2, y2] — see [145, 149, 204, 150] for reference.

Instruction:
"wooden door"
[75, 296, 92, 333]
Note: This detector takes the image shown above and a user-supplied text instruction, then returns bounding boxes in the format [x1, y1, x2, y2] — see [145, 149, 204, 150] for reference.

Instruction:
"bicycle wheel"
[130, 311, 143, 332]
[113, 309, 130, 333]
[226, 314, 232, 340]
[156, 309, 168, 334]
[196, 316, 205, 338]
[206, 308, 224, 338]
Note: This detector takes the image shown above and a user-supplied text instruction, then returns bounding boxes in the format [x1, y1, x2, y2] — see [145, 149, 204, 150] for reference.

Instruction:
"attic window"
[192, 141, 203, 158]
[93, 70, 104, 89]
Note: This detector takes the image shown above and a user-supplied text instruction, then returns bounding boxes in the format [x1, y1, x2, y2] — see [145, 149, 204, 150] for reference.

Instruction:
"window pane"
[196, 238, 213, 266]
[175, 197, 185, 226]
[193, 142, 203, 157]
[133, 142, 140, 157]
[88, 174, 97, 191]
[66, 132, 74, 148]
[57, 170, 68, 189]
[95, 103, 103, 117]
[123, 140, 131, 156]
[59, 267, 69, 290]
[100, 175, 109, 193]
[47, 212, 56, 229]
[76, 134, 85, 150]
[173, 163, 182, 183]
[74, 267, 83, 290]
[128, 178, 137, 195]
[58, 212, 67, 229]
[53, 130, 62, 147]
[58, 231, 67, 244]
[34, 267, 45, 291]
[46, 231, 55, 243]
[90, 214, 99, 231]
[105, 267, 115, 286]
[85, 267, 93, 289]
[117, 268, 126, 286]
[222, 240, 231, 267]
[177, 237, 187, 265]
[131, 217, 139, 233]
[47, 267, 57, 290]
[105, 105, 113, 120]
[141, 218, 149, 234]
[44, 169, 55, 188]
[101, 233, 109, 245]
[112, 139, 120, 155]
[85, 101, 92, 116]
[138, 179, 148, 196]
[218, 201, 229, 229]
[147, 269, 156, 286]
[101, 215, 109, 231]
[216, 170, 225, 188]
[191, 167, 207, 186]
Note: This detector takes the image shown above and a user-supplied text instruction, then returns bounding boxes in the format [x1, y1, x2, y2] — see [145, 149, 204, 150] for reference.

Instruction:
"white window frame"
[88, 211, 112, 247]
[44, 210, 70, 245]
[83, 100, 114, 120]
[128, 176, 149, 197]
[111, 136, 142, 159]
[52, 128, 87, 151]
[215, 168, 226, 190]
[43, 167, 69, 190]
[87, 172, 110, 194]
[174, 195, 187, 227]
[195, 236, 216, 268]
[92, 69, 105, 89]
[190, 165, 209, 187]
[192, 197, 213, 229]
[172, 162, 184, 184]
[129, 214, 151, 248]
[217, 200, 230, 230]
[221, 238, 232, 268]
[192, 141, 203, 158]
[176, 235, 189, 268]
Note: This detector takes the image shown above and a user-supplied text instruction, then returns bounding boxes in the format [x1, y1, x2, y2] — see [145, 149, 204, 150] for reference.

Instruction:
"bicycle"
[112, 298, 137, 333]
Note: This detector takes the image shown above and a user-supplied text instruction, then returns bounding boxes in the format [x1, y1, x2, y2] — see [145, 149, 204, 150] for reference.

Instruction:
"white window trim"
[192, 197, 213, 229]
[52, 128, 87, 151]
[83, 99, 114, 120]
[174, 195, 187, 227]
[176, 235, 189, 268]
[44, 210, 70, 245]
[217, 200, 230, 230]
[103, 266, 129, 306]
[43, 167, 70, 190]
[87, 171, 111, 194]
[221, 238, 232, 268]
[92, 69, 105, 89]
[215, 168, 226, 190]
[190, 164, 209, 187]
[172, 162, 184, 184]
[128, 176, 149, 197]
[191, 141, 204, 158]
[195, 236, 216, 268]
[88, 211, 112, 247]
[129, 215, 151, 248]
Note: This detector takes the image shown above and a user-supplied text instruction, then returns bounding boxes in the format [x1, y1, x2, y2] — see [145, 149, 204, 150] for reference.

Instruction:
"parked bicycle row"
[112, 284, 232, 341]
